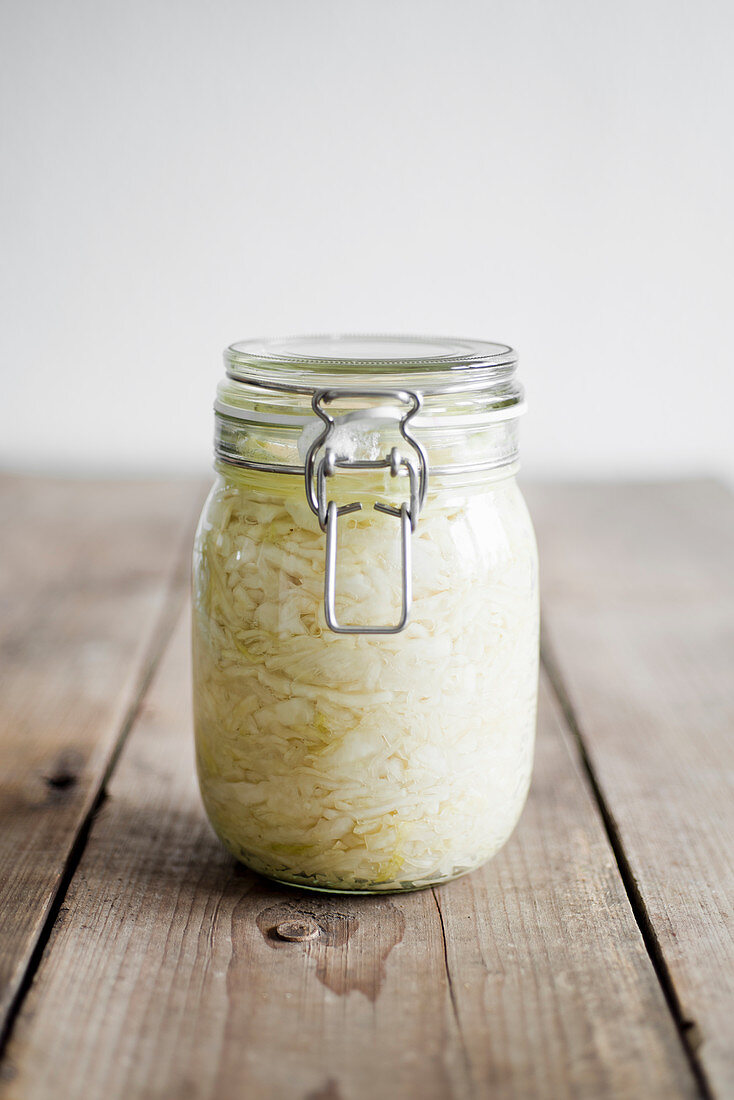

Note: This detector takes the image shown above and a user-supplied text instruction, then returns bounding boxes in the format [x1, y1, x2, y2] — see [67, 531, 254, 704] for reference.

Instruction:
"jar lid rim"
[225, 333, 517, 383]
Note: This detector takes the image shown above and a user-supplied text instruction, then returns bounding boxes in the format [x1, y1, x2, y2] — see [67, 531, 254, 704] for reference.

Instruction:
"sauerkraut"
[192, 468, 538, 892]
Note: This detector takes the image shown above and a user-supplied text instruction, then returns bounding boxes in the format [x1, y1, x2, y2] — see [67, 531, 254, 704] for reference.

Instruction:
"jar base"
[230, 850, 483, 895]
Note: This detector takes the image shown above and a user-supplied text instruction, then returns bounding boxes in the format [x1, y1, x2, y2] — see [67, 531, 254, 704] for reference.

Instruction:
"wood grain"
[0, 474, 202, 1040]
[0, 604, 697, 1100]
[527, 480, 734, 1097]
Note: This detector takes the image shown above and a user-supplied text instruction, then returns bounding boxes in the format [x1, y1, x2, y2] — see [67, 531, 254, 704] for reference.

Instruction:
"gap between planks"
[524, 479, 734, 1099]
[540, 635, 712, 1100]
[0, 479, 205, 1061]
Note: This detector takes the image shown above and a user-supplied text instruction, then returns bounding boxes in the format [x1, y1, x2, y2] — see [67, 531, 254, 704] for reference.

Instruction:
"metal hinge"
[303, 389, 428, 634]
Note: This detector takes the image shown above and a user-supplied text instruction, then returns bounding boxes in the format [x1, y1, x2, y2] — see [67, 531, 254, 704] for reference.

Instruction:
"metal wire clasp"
[303, 389, 428, 635]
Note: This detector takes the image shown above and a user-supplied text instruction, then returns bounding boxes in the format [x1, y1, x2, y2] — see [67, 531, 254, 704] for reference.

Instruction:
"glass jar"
[192, 335, 538, 893]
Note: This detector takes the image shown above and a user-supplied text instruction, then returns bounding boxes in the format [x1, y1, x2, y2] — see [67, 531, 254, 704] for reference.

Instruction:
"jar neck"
[214, 382, 524, 484]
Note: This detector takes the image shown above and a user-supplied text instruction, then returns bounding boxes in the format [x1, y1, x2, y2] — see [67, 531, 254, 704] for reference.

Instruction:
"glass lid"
[225, 334, 518, 393]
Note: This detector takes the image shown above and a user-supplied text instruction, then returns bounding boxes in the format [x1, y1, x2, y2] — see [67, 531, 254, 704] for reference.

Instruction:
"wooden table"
[0, 475, 731, 1100]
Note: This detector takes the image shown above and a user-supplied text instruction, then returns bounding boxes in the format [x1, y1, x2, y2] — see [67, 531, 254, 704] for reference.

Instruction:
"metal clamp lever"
[304, 390, 428, 635]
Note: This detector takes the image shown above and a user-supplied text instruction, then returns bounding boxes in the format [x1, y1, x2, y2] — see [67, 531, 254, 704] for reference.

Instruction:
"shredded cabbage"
[192, 469, 538, 891]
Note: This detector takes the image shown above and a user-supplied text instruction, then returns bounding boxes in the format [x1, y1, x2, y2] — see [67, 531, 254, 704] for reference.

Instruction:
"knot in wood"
[275, 917, 320, 943]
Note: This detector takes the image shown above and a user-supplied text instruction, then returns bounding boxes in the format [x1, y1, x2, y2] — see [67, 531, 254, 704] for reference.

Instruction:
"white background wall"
[2, 0, 732, 480]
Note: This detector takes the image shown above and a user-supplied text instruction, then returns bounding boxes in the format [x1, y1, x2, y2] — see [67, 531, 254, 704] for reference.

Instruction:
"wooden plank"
[0, 474, 202, 1041]
[527, 480, 734, 1097]
[0, 604, 697, 1099]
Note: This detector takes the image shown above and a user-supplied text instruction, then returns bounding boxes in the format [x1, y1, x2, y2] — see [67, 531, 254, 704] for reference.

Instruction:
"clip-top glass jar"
[192, 335, 539, 893]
